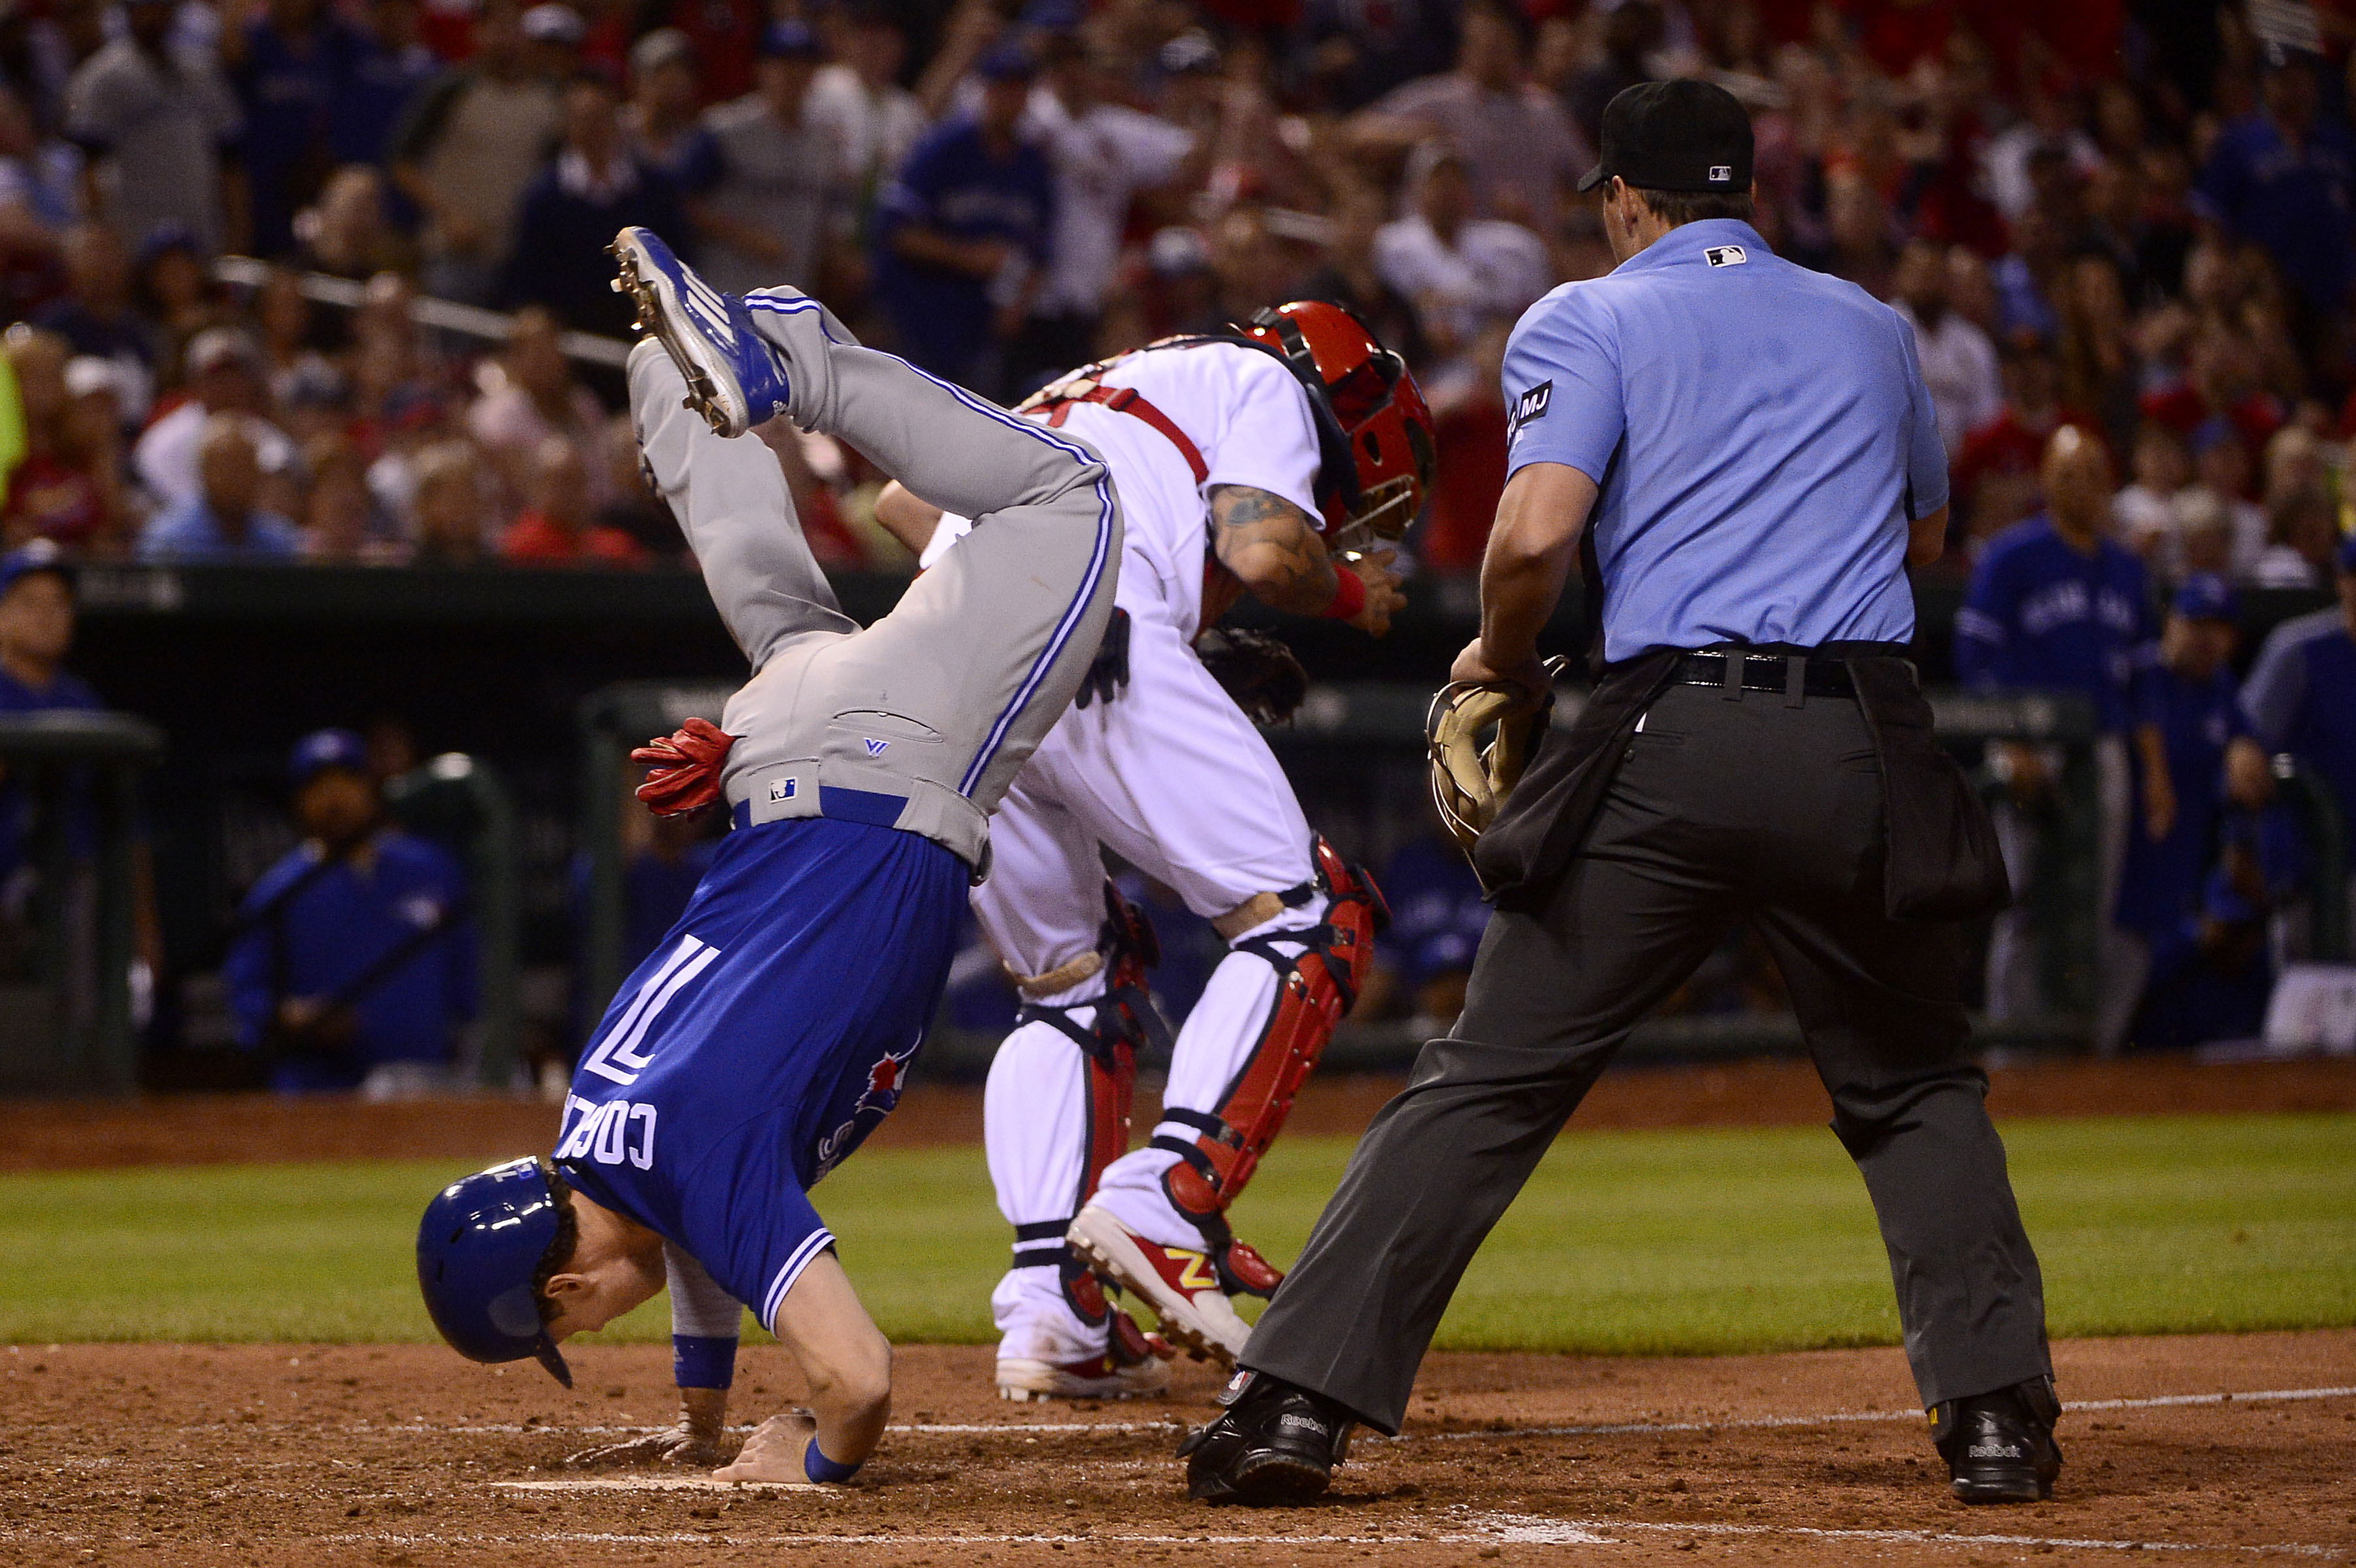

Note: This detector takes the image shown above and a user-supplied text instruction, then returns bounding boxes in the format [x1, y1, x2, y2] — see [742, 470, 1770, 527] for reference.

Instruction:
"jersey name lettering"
[556, 1094, 658, 1169]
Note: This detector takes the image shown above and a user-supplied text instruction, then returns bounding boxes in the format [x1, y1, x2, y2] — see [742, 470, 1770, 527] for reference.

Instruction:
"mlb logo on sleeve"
[1704, 245, 1748, 268]
[1510, 380, 1552, 434]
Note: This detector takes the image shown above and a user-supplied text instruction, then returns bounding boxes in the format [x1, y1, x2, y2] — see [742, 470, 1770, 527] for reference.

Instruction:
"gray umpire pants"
[1243, 682, 2052, 1433]
[629, 293, 1122, 862]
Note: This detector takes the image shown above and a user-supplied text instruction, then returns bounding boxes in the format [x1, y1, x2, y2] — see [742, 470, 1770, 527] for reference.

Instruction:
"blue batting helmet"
[416, 1157, 575, 1387]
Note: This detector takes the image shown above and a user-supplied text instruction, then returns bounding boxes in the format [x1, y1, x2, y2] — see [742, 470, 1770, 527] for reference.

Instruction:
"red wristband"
[1321, 566, 1366, 620]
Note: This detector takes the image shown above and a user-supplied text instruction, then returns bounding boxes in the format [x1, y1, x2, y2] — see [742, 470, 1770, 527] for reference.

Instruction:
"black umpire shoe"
[1179, 1370, 1355, 1505]
[1932, 1376, 2063, 1504]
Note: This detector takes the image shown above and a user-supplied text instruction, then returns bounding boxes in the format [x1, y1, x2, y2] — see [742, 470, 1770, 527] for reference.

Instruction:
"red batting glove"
[631, 717, 735, 817]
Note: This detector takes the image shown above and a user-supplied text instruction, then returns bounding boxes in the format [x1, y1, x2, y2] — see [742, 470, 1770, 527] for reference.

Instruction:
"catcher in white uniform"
[878, 303, 1436, 1401]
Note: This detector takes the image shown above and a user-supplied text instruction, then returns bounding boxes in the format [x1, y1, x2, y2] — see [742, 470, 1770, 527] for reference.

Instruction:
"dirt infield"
[7, 1054, 2354, 1172]
[3, 1332, 2349, 1565]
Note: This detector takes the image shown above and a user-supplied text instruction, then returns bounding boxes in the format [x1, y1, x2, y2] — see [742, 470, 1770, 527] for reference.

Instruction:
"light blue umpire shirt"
[1502, 218, 1948, 663]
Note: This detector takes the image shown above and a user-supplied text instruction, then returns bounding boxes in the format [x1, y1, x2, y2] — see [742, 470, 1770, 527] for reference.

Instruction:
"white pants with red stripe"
[973, 615, 1324, 1361]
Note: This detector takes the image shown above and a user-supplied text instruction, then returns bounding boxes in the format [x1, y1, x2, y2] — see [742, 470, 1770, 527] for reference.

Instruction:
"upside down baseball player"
[873, 303, 1430, 1401]
[415, 225, 1121, 1485]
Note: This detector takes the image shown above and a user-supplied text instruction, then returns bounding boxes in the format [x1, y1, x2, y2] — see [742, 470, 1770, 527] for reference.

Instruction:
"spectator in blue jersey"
[0, 544, 104, 910]
[225, 728, 475, 1093]
[2240, 533, 2356, 933]
[2128, 859, 2275, 1052]
[135, 418, 306, 563]
[1955, 427, 2161, 1042]
[500, 73, 690, 338]
[872, 42, 1053, 397]
[2194, 46, 2356, 326]
[2113, 575, 2275, 1039]
[337, 0, 440, 170]
[226, 0, 378, 259]
[1368, 833, 1489, 1028]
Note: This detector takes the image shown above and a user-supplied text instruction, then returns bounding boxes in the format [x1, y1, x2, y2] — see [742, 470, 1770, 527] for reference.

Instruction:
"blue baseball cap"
[758, 20, 823, 58]
[2173, 573, 2239, 622]
[289, 727, 369, 788]
[977, 40, 1037, 80]
[0, 540, 71, 600]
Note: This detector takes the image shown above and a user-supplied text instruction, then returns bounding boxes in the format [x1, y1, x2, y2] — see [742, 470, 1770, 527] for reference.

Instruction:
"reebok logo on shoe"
[1277, 1413, 1330, 1438]
[1968, 1441, 2024, 1459]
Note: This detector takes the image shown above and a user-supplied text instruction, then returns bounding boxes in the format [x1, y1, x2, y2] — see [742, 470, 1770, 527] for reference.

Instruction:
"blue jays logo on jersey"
[813, 1033, 923, 1180]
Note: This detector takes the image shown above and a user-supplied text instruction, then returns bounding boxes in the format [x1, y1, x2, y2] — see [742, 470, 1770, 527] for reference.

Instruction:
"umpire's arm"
[1452, 461, 1598, 698]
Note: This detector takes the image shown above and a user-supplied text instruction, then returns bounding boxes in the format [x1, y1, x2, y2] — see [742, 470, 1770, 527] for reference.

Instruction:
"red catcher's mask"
[1237, 301, 1435, 544]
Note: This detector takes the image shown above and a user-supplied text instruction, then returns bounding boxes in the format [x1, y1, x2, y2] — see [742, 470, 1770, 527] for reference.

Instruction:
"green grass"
[3, 1114, 2350, 1356]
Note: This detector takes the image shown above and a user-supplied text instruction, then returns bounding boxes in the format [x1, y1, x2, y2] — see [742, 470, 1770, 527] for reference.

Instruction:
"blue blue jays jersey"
[2116, 663, 2249, 937]
[554, 816, 964, 1333]
[1953, 516, 2160, 734]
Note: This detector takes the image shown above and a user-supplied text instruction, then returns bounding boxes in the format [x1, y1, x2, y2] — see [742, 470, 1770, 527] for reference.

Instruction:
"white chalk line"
[265, 1517, 2347, 1558]
[381, 1383, 2356, 1442]
[1467, 1510, 2340, 1558]
[1408, 1384, 2356, 1443]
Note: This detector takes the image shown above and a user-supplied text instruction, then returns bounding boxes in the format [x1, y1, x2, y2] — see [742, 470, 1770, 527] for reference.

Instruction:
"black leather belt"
[1676, 651, 1856, 700]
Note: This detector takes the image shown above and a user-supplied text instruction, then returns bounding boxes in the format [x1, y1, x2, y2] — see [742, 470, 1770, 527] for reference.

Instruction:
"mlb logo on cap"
[1709, 165, 1732, 182]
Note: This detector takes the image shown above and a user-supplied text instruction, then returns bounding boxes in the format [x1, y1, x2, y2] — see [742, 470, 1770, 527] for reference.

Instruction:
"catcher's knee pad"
[1009, 881, 1170, 1210]
[1154, 838, 1387, 1283]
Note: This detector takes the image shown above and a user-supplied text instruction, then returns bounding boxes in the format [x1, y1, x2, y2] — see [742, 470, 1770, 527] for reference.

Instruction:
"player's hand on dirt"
[565, 1420, 736, 1471]
[1341, 549, 1407, 637]
[1449, 637, 1549, 703]
[711, 1410, 820, 1484]
[633, 717, 734, 816]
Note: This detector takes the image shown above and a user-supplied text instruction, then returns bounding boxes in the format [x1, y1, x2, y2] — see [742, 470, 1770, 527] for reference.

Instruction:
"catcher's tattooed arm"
[1452, 461, 1599, 696]
[1208, 484, 1405, 634]
[873, 480, 945, 558]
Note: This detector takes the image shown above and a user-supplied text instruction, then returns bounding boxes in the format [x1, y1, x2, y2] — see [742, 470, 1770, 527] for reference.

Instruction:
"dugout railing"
[0, 710, 161, 1094]
[577, 679, 2140, 1078]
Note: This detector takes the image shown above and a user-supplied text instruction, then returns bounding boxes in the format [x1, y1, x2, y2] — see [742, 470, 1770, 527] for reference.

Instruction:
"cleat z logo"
[1704, 244, 1748, 267]
[864, 737, 889, 757]
[1166, 1248, 1220, 1292]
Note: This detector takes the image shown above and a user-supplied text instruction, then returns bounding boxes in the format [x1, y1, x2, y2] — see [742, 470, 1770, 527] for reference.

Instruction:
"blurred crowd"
[0, 0, 2343, 580]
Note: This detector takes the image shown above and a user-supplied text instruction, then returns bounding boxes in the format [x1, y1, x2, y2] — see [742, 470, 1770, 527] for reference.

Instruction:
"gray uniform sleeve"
[665, 1242, 745, 1339]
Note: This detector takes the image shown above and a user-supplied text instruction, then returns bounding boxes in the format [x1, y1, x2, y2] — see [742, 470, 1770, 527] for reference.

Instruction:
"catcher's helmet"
[1237, 301, 1435, 543]
[416, 1156, 576, 1387]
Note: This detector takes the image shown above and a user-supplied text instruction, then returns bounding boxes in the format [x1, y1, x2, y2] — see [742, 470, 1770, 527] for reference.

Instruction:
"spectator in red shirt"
[2139, 320, 2283, 475]
[500, 437, 645, 566]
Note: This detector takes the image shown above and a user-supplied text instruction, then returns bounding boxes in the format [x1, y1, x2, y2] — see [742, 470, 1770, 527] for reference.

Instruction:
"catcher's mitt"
[1196, 626, 1309, 725]
[1426, 658, 1567, 856]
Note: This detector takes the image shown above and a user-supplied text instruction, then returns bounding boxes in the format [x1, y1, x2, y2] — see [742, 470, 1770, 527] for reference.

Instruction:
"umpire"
[1182, 80, 2058, 1509]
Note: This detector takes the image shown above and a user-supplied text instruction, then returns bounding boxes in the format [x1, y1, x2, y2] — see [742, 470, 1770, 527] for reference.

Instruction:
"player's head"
[2163, 573, 2238, 678]
[416, 1156, 579, 1386]
[1237, 300, 1434, 544]
[289, 727, 378, 846]
[2040, 424, 2112, 535]
[0, 542, 75, 667]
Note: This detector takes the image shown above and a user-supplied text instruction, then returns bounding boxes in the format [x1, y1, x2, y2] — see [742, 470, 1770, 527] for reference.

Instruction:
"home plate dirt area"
[5, 1331, 2349, 1566]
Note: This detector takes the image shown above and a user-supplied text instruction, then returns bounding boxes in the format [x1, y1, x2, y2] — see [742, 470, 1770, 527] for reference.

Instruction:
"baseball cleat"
[996, 1349, 1171, 1403]
[1179, 1369, 1353, 1505]
[1932, 1379, 2063, 1504]
[1068, 1203, 1253, 1367]
[609, 225, 790, 438]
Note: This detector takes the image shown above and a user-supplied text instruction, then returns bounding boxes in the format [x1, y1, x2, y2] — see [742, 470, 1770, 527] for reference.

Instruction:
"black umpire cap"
[1576, 78, 1754, 194]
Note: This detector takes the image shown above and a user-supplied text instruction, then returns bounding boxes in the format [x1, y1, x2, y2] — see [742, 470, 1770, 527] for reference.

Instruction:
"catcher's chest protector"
[1158, 839, 1388, 1220]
